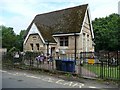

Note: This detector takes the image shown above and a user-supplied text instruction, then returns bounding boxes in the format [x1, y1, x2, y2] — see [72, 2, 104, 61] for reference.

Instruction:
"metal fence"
[99, 51, 120, 80]
[80, 51, 120, 80]
[2, 51, 120, 81]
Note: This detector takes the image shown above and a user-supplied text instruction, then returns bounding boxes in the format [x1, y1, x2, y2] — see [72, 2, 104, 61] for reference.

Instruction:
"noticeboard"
[88, 59, 95, 64]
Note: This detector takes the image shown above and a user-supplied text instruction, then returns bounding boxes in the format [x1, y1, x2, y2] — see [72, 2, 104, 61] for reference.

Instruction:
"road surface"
[1, 69, 118, 89]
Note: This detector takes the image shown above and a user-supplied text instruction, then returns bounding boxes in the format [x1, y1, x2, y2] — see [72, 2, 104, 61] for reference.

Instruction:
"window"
[83, 33, 85, 36]
[87, 35, 89, 41]
[33, 36, 37, 38]
[30, 43, 33, 50]
[60, 36, 68, 46]
[83, 33, 86, 51]
[33, 36, 37, 40]
[87, 35, 89, 38]
[36, 43, 39, 50]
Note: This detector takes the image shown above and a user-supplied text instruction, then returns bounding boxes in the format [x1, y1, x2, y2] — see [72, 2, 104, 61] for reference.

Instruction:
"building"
[23, 4, 94, 56]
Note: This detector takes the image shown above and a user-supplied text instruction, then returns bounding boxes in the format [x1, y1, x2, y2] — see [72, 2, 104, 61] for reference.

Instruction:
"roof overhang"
[23, 23, 45, 44]
[52, 33, 80, 37]
[80, 5, 94, 39]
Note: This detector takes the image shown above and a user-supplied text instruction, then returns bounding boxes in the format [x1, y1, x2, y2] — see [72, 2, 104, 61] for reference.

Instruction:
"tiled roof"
[25, 4, 88, 43]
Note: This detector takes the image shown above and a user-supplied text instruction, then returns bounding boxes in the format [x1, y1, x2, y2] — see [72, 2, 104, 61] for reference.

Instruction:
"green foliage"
[92, 13, 120, 51]
[1, 25, 26, 51]
[2, 25, 16, 50]
[15, 30, 26, 51]
[65, 73, 72, 77]
[8, 47, 19, 53]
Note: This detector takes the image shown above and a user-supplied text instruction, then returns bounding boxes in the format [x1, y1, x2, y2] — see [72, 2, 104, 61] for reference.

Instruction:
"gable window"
[60, 36, 68, 46]
[83, 33, 86, 51]
[30, 43, 33, 50]
[36, 43, 39, 50]
[87, 34, 89, 38]
[83, 33, 85, 36]
[33, 36, 37, 40]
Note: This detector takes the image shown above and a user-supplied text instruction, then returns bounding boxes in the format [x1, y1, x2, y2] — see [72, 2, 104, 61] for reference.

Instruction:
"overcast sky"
[1, 0, 119, 34]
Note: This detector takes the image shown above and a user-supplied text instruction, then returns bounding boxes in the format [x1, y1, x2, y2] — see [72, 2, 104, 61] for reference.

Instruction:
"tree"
[92, 13, 120, 51]
[2, 25, 17, 51]
[15, 30, 26, 51]
[117, 15, 120, 50]
[1, 25, 26, 51]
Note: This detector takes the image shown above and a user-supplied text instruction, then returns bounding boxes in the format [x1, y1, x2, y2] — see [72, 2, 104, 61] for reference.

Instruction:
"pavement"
[1, 69, 119, 89]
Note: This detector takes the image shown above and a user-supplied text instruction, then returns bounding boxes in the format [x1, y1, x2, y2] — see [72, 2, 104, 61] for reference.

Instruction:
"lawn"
[83, 63, 120, 80]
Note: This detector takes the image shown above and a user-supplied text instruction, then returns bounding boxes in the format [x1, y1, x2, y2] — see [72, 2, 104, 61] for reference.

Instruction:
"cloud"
[0, 16, 5, 25]
[80, 0, 119, 19]
[1, 0, 37, 17]
[92, 4, 118, 19]
[1, 0, 119, 34]
[1, 15, 32, 33]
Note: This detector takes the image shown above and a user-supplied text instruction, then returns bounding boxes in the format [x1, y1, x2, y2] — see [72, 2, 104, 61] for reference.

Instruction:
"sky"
[0, 0, 119, 34]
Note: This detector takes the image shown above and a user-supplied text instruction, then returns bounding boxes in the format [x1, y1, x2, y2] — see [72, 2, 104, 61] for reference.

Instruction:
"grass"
[83, 64, 120, 80]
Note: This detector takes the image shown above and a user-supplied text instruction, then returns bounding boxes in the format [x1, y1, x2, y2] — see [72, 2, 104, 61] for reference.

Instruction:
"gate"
[80, 51, 120, 80]
[80, 52, 100, 79]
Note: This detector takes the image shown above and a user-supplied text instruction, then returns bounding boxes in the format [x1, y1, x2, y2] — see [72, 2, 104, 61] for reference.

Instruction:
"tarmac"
[1, 67, 119, 89]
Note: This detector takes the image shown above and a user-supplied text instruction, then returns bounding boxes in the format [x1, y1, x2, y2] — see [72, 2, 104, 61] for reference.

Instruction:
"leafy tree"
[2, 25, 17, 51]
[15, 30, 26, 51]
[117, 15, 120, 50]
[1, 25, 26, 51]
[92, 13, 120, 51]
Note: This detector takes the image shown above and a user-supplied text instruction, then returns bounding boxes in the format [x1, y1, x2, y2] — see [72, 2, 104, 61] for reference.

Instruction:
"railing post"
[79, 52, 82, 77]
[74, 33, 77, 65]
[100, 61, 103, 79]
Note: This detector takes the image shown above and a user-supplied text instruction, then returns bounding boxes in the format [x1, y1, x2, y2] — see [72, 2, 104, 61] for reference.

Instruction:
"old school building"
[23, 4, 94, 56]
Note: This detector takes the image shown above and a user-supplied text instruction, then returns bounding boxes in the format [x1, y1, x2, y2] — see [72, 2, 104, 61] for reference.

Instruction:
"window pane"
[36, 43, 39, 50]
[30, 43, 33, 50]
[60, 37, 63, 40]
[65, 37, 68, 46]
[60, 41, 63, 46]
[65, 41, 68, 46]
[83, 33, 85, 36]
[87, 35, 89, 38]
[59, 36, 68, 46]
[65, 37, 67, 39]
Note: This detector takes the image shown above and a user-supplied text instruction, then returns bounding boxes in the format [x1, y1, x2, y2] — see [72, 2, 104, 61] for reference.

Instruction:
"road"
[2, 70, 85, 88]
[1, 69, 118, 89]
